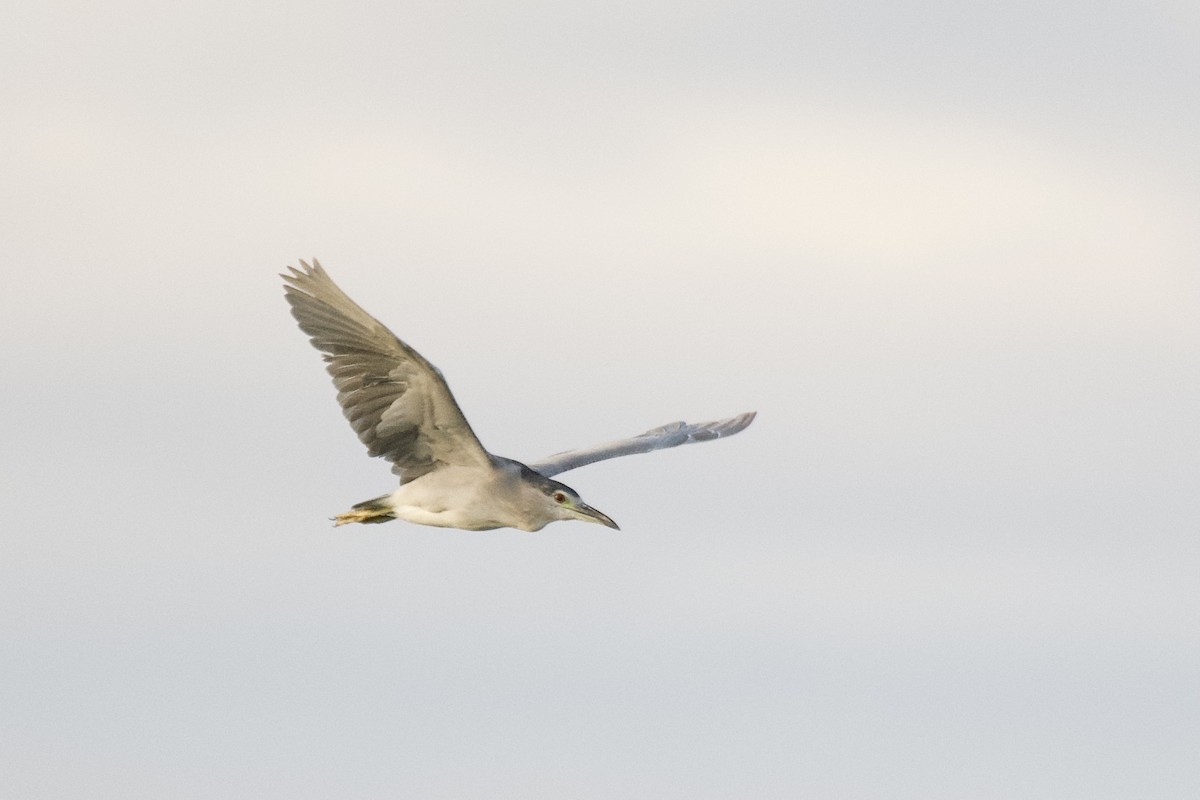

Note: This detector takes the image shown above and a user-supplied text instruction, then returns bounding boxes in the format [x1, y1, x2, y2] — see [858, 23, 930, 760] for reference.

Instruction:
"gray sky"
[3, 1, 1199, 797]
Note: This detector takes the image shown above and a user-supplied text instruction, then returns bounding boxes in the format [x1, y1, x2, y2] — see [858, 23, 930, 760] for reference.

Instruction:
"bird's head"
[533, 474, 620, 531]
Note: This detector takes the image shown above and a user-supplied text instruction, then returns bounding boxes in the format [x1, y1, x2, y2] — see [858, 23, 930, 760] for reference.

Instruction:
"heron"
[283, 259, 755, 531]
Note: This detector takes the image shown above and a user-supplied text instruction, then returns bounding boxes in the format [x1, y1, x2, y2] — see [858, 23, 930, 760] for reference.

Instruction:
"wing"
[282, 259, 493, 483]
[528, 412, 756, 477]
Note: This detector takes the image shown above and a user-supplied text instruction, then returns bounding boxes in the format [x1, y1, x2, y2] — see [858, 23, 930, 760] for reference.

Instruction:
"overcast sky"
[3, 2, 1198, 798]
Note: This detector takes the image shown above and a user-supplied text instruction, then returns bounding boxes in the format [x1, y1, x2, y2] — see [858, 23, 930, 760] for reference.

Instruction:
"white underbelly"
[385, 465, 540, 531]
[388, 503, 507, 531]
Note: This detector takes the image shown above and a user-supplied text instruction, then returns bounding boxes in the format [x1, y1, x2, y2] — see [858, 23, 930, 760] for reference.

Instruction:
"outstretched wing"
[282, 259, 492, 483]
[528, 412, 756, 478]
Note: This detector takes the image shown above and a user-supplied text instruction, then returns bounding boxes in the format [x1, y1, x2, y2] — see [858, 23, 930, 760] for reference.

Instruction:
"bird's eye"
[553, 492, 567, 503]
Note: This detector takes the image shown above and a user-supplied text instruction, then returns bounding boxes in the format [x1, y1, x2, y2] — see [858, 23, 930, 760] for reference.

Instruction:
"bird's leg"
[332, 496, 396, 526]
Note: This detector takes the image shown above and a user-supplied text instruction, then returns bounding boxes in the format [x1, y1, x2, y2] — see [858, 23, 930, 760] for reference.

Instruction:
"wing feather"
[528, 412, 756, 477]
[282, 259, 492, 483]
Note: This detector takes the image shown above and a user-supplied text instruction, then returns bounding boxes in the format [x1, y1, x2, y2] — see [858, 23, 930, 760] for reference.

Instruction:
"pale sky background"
[3, 1, 1199, 798]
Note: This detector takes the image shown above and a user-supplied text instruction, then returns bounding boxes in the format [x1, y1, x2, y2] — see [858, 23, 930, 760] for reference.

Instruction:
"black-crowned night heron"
[283, 259, 755, 531]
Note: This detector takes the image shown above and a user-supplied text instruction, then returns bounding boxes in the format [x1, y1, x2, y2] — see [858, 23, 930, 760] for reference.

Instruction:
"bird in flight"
[283, 259, 755, 531]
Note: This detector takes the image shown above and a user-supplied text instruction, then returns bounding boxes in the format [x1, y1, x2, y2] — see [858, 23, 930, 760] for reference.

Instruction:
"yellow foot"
[333, 509, 370, 526]
[332, 506, 394, 526]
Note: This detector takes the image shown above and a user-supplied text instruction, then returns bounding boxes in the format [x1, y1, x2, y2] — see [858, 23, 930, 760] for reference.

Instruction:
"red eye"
[553, 492, 567, 503]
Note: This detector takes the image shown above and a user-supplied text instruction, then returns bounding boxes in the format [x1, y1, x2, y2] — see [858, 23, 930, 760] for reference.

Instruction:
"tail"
[332, 495, 396, 526]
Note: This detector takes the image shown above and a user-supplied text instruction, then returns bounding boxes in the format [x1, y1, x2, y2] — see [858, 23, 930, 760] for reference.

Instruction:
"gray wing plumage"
[282, 259, 492, 483]
[528, 411, 757, 478]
